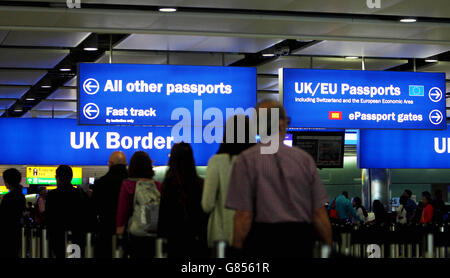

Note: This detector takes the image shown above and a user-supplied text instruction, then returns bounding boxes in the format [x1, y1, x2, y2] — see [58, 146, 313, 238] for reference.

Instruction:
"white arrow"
[430, 90, 441, 99]
[431, 113, 441, 121]
[85, 81, 97, 92]
[85, 105, 98, 117]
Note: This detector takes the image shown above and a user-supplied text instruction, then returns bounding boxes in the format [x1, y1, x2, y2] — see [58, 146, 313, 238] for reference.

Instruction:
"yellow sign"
[26, 167, 82, 185]
[0, 186, 8, 194]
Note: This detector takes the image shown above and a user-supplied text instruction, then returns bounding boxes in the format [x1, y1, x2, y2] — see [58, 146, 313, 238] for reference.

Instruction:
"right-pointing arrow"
[431, 113, 441, 121]
[430, 91, 441, 99]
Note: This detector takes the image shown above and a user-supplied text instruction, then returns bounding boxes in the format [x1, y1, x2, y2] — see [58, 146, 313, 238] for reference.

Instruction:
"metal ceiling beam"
[230, 40, 319, 67]
[1, 33, 129, 118]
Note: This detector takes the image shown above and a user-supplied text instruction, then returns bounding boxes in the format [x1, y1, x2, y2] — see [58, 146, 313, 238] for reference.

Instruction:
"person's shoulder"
[46, 189, 57, 199]
[95, 174, 107, 184]
[122, 178, 136, 186]
[208, 153, 229, 165]
[282, 145, 315, 161]
[238, 144, 262, 158]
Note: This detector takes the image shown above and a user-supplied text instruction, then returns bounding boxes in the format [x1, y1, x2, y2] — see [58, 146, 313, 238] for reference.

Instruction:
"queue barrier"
[19, 223, 449, 258]
[314, 222, 450, 258]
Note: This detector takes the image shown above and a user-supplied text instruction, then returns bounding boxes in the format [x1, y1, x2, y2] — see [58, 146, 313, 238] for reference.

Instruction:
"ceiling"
[0, 0, 446, 120]
[1, 1, 449, 44]
[115, 34, 283, 53]
[9, 0, 450, 18]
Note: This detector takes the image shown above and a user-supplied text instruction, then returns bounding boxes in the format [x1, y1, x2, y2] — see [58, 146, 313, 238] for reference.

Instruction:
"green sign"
[26, 177, 82, 185]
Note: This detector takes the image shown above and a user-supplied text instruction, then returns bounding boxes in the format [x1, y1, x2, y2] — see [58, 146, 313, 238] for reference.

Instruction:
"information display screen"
[78, 63, 256, 126]
[281, 68, 446, 130]
[359, 126, 450, 169]
[288, 131, 345, 168]
[26, 167, 82, 185]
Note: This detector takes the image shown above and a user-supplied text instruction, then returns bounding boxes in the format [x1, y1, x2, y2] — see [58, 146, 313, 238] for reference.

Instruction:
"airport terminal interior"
[0, 0, 449, 260]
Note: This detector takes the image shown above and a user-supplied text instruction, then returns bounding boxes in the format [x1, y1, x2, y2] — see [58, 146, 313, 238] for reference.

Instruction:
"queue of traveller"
[1, 100, 447, 259]
[0, 100, 333, 258]
[327, 189, 448, 226]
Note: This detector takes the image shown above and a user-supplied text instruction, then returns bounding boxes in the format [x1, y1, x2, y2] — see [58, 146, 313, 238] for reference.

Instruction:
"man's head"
[256, 100, 289, 139]
[255, 100, 290, 154]
[108, 151, 127, 168]
[422, 191, 432, 205]
[403, 189, 412, 198]
[342, 191, 349, 199]
[3, 168, 21, 189]
[55, 165, 73, 186]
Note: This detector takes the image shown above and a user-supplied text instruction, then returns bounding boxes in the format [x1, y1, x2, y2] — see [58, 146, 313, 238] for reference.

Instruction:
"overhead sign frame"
[280, 68, 446, 130]
[77, 63, 257, 126]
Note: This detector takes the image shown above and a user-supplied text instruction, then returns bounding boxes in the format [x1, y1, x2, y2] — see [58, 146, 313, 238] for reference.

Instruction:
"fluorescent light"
[400, 18, 417, 23]
[425, 59, 438, 63]
[296, 39, 314, 43]
[345, 56, 359, 59]
[262, 53, 275, 57]
[13, 109, 23, 112]
[59, 68, 71, 72]
[159, 7, 177, 12]
[83, 47, 98, 51]
[41, 85, 51, 88]
[25, 98, 35, 101]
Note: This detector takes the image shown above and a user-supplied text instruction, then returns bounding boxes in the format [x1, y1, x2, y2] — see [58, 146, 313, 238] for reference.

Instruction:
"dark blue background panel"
[359, 127, 450, 169]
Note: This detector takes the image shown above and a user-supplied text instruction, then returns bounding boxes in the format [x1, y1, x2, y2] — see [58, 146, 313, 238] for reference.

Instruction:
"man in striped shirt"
[226, 100, 332, 258]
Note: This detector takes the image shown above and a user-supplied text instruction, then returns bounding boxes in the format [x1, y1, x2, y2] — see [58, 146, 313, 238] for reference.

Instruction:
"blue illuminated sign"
[78, 63, 256, 126]
[280, 69, 446, 129]
[0, 118, 219, 166]
[359, 127, 450, 169]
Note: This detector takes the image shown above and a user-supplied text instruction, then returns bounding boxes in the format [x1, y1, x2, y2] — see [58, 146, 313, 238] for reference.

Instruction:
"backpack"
[128, 179, 161, 237]
[329, 199, 338, 219]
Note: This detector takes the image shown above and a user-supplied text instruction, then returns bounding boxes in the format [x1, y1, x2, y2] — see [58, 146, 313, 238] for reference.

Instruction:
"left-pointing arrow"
[85, 105, 97, 116]
[83, 103, 100, 120]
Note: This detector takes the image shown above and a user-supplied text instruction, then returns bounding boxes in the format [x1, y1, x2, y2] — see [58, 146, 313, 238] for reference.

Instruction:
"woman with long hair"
[157, 142, 207, 258]
[372, 200, 388, 226]
[116, 151, 160, 258]
[201, 115, 255, 249]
